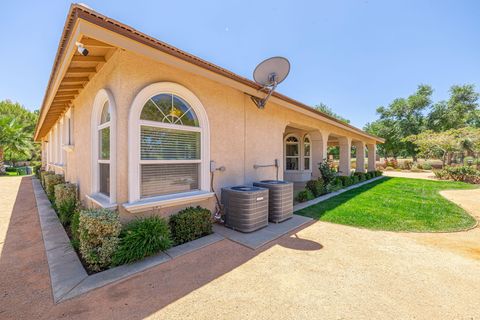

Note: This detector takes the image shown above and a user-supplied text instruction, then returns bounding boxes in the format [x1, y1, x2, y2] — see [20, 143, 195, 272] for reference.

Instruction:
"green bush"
[366, 172, 374, 179]
[351, 175, 360, 184]
[318, 160, 337, 185]
[5, 167, 17, 173]
[296, 189, 315, 202]
[112, 216, 172, 266]
[375, 170, 383, 177]
[422, 162, 432, 170]
[169, 206, 213, 245]
[40, 170, 54, 187]
[400, 160, 413, 170]
[44, 174, 64, 201]
[326, 178, 343, 192]
[34, 164, 42, 177]
[70, 211, 80, 250]
[54, 183, 78, 225]
[338, 176, 353, 187]
[434, 166, 480, 184]
[305, 178, 326, 197]
[354, 172, 366, 182]
[79, 208, 121, 271]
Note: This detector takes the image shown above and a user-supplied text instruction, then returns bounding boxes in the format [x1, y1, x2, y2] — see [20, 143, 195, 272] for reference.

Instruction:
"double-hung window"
[139, 93, 201, 198]
[98, 102, 111, 196]
[304, 136, 311, 171]
[285, 135, 300, 171]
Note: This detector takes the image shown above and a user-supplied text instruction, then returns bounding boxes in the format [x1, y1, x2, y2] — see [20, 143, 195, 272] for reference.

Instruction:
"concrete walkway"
[1, 176, 479, 319]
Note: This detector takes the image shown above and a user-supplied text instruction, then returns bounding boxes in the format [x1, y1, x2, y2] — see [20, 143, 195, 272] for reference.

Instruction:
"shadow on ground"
[0, 176, 321, 320]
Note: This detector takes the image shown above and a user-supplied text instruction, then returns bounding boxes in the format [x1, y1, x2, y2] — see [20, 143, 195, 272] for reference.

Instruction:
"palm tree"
[0, 116, 33, 174]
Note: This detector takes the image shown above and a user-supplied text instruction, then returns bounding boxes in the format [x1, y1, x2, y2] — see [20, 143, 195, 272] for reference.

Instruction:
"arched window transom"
[138, 93, 203, 199]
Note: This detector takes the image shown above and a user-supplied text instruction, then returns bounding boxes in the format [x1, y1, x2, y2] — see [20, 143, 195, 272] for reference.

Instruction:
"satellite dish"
[251, 56, 290, 109]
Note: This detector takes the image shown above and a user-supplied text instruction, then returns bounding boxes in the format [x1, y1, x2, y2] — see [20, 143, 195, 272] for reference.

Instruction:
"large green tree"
[314, 103, 350, 124]
[427, 84, 480, 131]
[0, 100, 39, 172]
[369, 84, 433, 160]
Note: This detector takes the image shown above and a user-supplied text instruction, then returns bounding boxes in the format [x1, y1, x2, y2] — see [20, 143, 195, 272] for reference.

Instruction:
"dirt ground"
[1, 176, 479, 319]
[383, 170, 437, 180]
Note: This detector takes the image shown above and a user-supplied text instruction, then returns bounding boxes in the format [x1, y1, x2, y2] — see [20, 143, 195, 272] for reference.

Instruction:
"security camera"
[75, 42, 89, 56]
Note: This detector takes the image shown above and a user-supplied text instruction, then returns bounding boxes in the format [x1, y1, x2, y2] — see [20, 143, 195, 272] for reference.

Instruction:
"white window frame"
[90, 89, 117, 206]
[303, 134, 312, 171]
[63, 107, 74, 151]
[128, 82, 211, 204]
[284, 134, 300, 172]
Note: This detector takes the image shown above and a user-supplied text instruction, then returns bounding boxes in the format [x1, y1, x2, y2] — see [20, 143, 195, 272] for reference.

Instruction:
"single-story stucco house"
[35, 4, 384, 220]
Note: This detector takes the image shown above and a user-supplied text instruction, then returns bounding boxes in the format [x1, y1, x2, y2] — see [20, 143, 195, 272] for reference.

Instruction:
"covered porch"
[283, 123, 377, 183]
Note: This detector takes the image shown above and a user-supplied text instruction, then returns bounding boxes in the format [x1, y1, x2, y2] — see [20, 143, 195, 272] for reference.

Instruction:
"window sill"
[123, 190, 215, 214]
[86, 193, 117, 210]
[63, 144, 74, 152]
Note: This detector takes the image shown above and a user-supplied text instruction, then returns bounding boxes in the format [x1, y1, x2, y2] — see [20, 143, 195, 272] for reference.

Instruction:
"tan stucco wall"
[45, 50, 378, 220]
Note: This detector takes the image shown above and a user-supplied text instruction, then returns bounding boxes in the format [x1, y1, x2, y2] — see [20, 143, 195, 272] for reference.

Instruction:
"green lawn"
[296, 177, 478, 232]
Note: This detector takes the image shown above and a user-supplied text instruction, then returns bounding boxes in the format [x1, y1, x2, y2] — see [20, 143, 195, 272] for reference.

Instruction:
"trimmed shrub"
[384, 166, 394, 171]
[44, 174, 64, 201]
[70, 211, 80, 250]
[54, 183, 78, 225]
[400, 160, 413, 170]
[5, 167, 17, 173]
[79, 208, 121, 271]
[296, 189, 315, 202]
[112, 216, 172, 266]
[326, 178, 343, 192]
[169, 206, 213, 245]
[375, 170, 383, 177]
[366, 172, 374, 179]
[385, 158, 398, 169]
[40, 170, 54, 187]
[306, 178, 326, 197]
[422, 162, 432, 170]
[34, 164, 42, 177]
[354, 172, 366, 182]
[433, 166, 480, 184]
[351, 175, 360, 184]
[338, 176, 353, 187]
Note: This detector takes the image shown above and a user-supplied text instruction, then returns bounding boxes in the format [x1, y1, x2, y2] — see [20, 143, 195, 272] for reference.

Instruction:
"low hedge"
[70, 211, 80, 250]
[44, 174, 65, 202]
[338, 176, 353, 187]
[306, 178, 326, 197]
[296, 189, 315, 202]
[79, 208, 121, 271]
[434, 166, 480, 184]
[54, 183, 78, 225]
[40, 170, 53, 187]
[169, 206, 213, 245]
[354, 172, 366, 182]
[112, 216, 172, 266]
[326, 178, 343, 192]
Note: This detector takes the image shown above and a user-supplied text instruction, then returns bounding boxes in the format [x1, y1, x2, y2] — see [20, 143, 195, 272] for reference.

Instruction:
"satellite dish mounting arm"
[250, 74, 278, 109]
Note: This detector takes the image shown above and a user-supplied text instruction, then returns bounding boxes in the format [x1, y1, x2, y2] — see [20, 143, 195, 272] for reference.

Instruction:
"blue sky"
[1, 0, 479, 128]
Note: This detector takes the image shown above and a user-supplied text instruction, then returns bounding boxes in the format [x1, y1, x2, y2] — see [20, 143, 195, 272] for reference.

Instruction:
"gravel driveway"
[1, 176, 479, 319]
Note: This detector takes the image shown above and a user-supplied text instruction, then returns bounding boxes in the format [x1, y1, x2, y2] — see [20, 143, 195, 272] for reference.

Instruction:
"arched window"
[128, 82, 210, 203]
[91, 89, 116, 206]
[285, 134, 300, 171]
[304, 135, 311, 171]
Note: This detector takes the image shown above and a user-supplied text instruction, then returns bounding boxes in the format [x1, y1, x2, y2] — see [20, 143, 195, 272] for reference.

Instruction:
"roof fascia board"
[78, 20, 383, 143]
[35, 20, 82, 141]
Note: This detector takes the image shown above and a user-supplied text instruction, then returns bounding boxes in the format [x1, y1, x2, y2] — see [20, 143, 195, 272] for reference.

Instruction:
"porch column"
[354, 141, 365, 173]
[367, 143, 377, 172]
[310, 131, 329, 179]
[339, 137, 351, 176]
